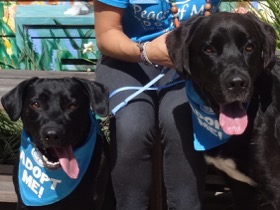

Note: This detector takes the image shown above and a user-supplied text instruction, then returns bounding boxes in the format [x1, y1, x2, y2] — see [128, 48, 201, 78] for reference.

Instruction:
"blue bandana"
[186, 80, 231, 151]
[18, 112, 98, 206]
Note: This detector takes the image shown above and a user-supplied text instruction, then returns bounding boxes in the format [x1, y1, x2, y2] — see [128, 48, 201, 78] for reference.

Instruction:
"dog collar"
[186, 80, 231, 151]
[18, 112, 98, 206]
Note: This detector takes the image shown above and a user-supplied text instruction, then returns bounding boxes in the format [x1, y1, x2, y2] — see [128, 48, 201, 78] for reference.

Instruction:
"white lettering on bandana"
[186, 80, 231, 151]
[18, 112, 98, 206]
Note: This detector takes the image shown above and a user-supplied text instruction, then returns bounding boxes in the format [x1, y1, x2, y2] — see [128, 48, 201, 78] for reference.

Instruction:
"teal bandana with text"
[186, 80, 231, 151]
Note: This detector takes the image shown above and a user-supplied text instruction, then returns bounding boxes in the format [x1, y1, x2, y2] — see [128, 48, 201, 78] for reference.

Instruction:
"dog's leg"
[271, 197, 280, 210]
[263, 185, 280, 209]
[224, 176, 259, 210]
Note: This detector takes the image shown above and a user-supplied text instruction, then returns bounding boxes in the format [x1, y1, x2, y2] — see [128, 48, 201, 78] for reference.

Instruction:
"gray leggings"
[95, 56, 206, 210]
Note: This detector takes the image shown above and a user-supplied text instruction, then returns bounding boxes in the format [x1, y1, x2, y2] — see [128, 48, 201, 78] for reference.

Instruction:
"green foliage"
[0, 2, 18, 69]
[16, 19, 98, 71]
[0, 110, 22, 164]
[1, 2, 99, 71]
[249, 0, 280, 50]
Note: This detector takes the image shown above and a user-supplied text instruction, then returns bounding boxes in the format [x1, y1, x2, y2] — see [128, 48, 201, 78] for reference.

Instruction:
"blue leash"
[110, 67, 184, 116]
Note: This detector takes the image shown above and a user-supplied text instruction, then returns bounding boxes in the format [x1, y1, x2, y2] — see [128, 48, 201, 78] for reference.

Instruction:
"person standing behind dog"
[93, 0, 221, 209]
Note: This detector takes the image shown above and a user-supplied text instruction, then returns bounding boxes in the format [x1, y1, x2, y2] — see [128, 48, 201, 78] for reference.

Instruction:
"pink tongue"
[219, 102, 248, 135]
[54, 146, 79, 179]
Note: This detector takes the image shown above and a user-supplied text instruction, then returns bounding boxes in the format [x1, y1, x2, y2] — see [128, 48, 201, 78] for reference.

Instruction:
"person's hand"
[145, 32, 175, 69]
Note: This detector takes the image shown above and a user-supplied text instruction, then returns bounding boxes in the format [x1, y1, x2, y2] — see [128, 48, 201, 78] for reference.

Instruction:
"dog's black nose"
[43, 130, 60, 142]
[225, 75, 249, 93]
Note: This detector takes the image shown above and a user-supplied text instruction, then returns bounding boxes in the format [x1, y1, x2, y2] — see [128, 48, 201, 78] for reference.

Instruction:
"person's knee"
[117, 121, 155, 153]
[110, 109, 156, 157]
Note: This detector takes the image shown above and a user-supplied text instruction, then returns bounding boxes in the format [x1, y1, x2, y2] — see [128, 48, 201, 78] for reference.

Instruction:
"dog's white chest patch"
[205, 155, 257, 186]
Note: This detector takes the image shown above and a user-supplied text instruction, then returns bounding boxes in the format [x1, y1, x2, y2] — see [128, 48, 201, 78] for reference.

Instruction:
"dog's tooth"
[43, 155, 48, 161]
[52, 162, 60, 167]
[44, 155, 59, 166]
[42, 153, 60, 169]
[47, 161, 60, 167]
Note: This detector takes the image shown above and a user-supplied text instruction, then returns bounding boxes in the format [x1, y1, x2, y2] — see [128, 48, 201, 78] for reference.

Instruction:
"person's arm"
[93, 0, 174, 68]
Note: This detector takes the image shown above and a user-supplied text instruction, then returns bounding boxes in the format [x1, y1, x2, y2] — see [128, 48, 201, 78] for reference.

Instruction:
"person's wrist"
[137, 42, 157, 66]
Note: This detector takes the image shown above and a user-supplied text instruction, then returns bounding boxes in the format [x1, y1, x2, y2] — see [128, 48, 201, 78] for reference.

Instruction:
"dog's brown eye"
[68, 103, 78, 111]
[203, 45, 215, 54]
[31, 102, 41, 109]
[245, 43, 254, 52]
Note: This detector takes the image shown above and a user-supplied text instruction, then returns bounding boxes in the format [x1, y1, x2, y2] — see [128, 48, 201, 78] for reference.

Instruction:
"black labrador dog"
[166, 12, 280, 209]
[1, 77, 115, 210]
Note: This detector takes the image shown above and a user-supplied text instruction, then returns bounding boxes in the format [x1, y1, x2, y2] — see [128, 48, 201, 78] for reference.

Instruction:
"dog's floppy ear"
[73, 77, 109, 117]
[247, 13, 277, 72]
[166, 15, 204, 79]
[1, 77, 38, 121]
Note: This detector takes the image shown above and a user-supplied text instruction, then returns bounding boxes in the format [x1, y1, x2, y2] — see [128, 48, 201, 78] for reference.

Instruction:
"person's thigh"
[158, 71, 206, 210]
[95, 56, 160, 209]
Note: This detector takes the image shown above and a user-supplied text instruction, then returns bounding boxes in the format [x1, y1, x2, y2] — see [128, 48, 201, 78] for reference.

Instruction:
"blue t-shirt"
[97, 0, 221, 42]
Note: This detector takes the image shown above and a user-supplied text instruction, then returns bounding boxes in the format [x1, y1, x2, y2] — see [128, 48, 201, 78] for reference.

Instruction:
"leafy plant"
[248, 0, 280, 50]
[0, 2, 18, 69]
[16, 18, 98, 71]
[222, 1, 280, 51]
[0, 110, 22, 165]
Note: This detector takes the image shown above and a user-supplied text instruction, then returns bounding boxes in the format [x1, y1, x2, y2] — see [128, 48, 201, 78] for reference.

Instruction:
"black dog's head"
[1, 77, 109, 178]
[166, 12, 276, 135]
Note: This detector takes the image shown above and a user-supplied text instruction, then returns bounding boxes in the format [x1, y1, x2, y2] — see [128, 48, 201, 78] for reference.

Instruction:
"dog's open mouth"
[219, 101, 248, 135]
[37, 145, 79, 179]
